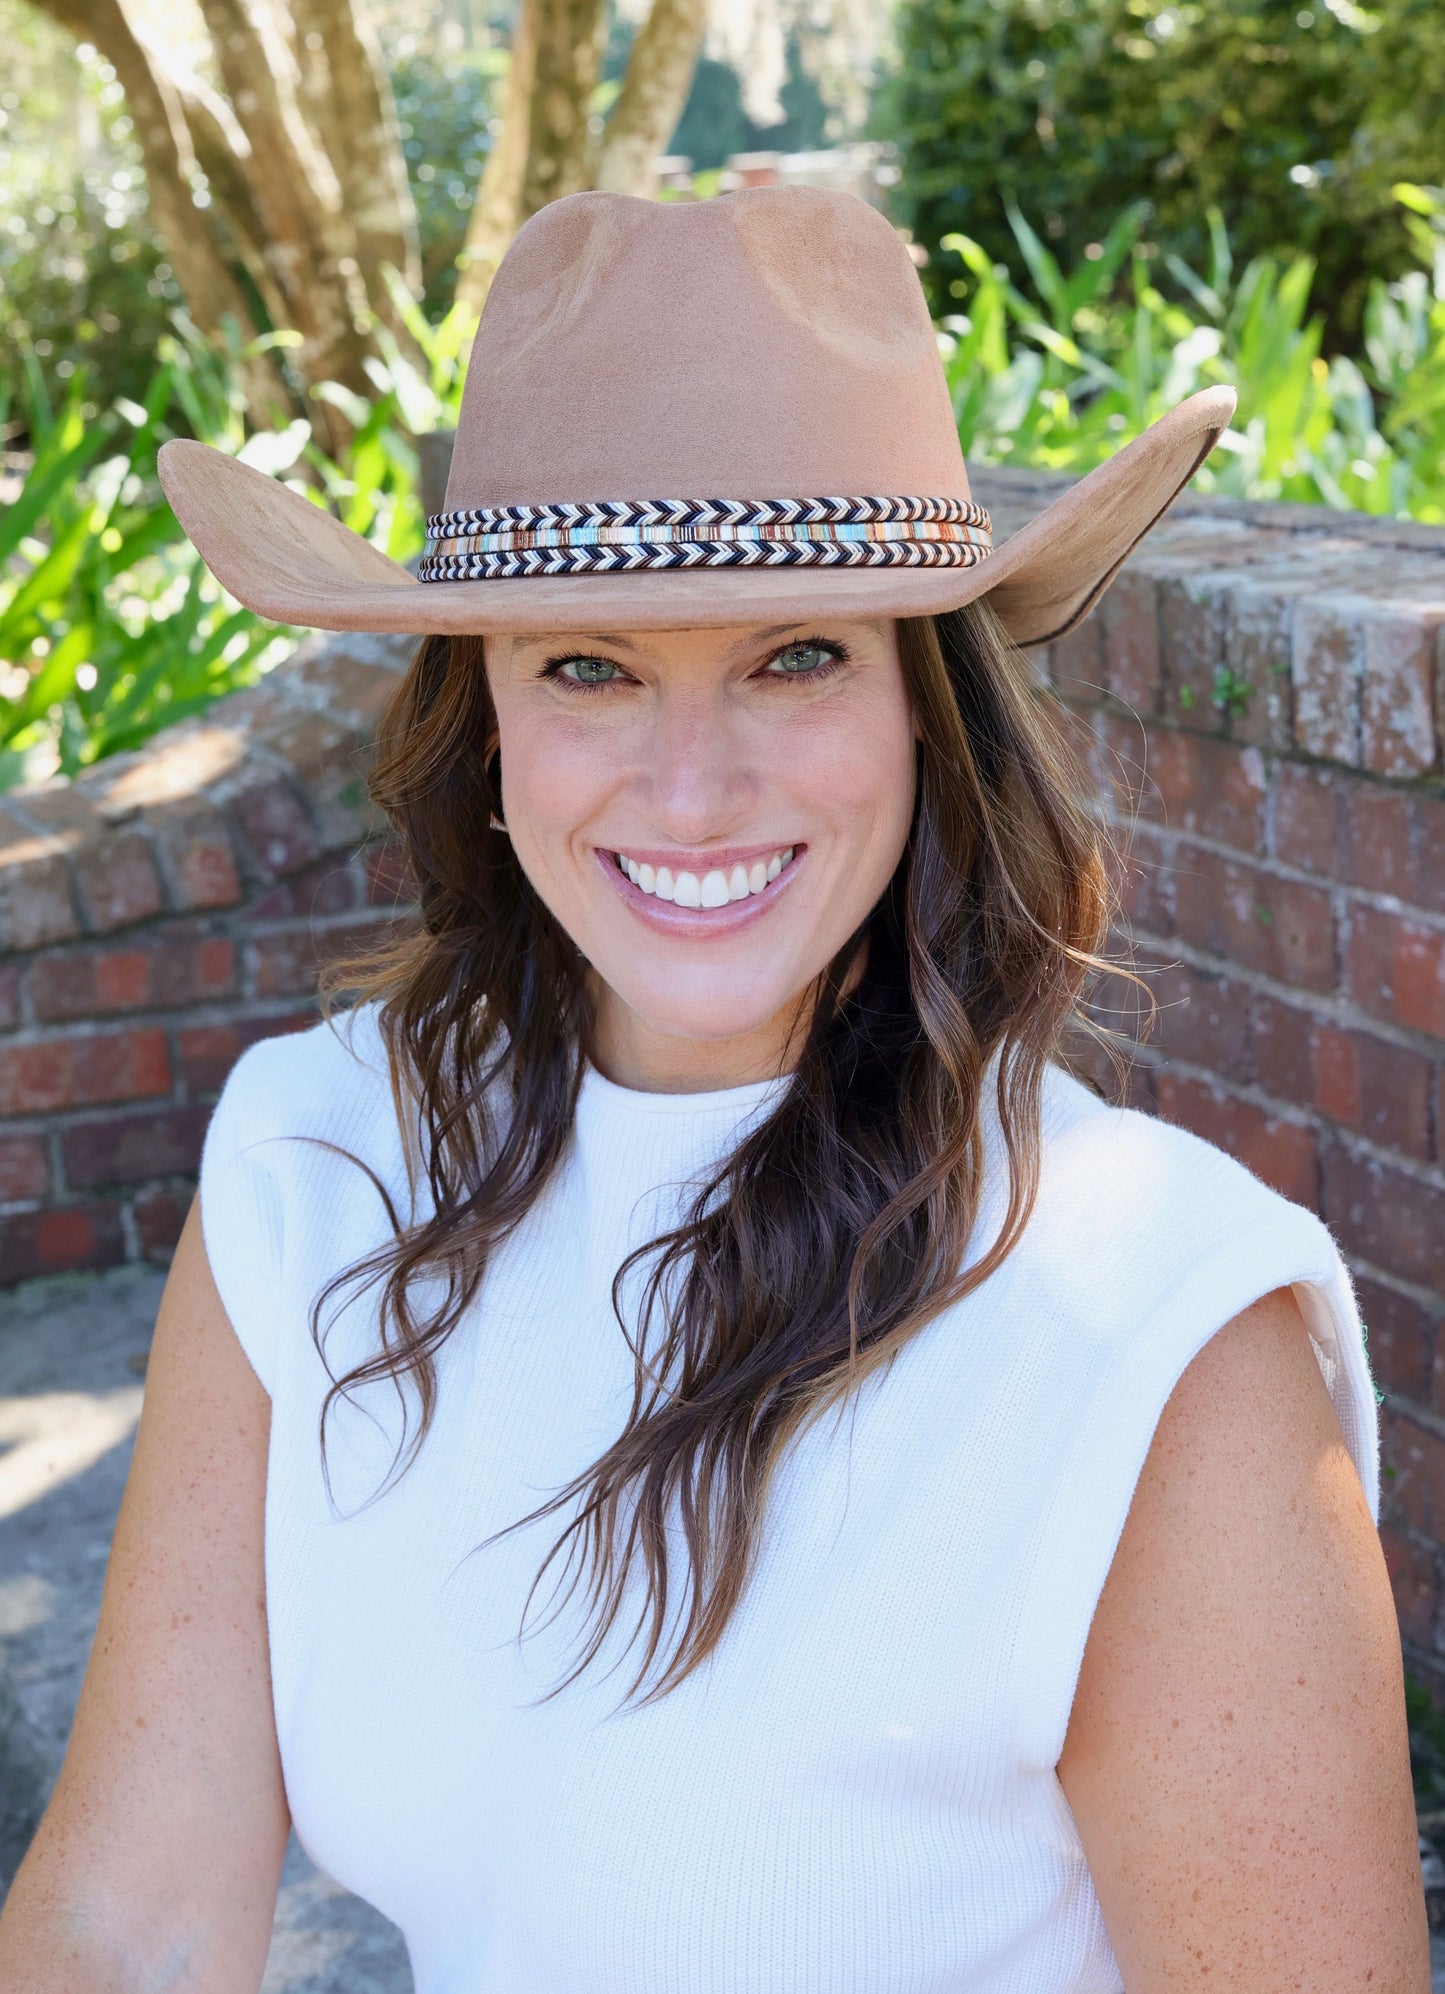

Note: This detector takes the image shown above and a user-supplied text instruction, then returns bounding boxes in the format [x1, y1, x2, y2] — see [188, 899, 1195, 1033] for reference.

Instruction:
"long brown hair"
[316, 602, 1116, 1701]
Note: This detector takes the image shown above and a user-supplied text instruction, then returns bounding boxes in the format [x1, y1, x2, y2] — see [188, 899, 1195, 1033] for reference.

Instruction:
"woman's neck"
[586, 987, 809, 1095]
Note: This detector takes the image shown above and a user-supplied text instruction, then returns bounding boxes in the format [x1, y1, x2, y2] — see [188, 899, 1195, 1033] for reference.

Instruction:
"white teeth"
[614, 847, 797, 905]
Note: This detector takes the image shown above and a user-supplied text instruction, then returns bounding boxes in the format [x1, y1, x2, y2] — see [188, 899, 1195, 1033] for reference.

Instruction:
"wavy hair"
[316, 602, 1118, 1702]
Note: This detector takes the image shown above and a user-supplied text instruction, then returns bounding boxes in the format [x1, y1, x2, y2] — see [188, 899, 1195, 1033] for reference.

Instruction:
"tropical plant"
[0, 288, 475, 790]
[936, 187, 1445, 521]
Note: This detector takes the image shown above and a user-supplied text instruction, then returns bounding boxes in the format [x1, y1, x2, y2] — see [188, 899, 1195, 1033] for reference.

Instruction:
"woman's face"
[484, 618, 917, 1091]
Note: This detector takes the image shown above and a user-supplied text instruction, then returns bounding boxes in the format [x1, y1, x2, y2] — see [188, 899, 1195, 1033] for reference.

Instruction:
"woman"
[0, 188, 1423, 1992]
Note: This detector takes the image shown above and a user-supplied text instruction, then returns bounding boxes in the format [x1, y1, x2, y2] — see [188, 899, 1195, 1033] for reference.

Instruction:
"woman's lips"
[595, 843, 805, 933]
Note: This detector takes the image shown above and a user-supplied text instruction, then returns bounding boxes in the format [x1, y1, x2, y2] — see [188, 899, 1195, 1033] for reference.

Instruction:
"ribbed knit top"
[200, 1007, 1379, 1994]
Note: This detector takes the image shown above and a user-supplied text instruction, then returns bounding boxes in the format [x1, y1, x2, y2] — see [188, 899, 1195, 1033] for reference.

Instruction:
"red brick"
[1251, 993, 1316, 1105]
[1292, 596, 1363, 765]
[29, 937, 238, 1023]
[248, 917, 399, 1000]
[1347, 905, 1445, 1037]
[0, 964, 17, 1032]
[1349, 1032, 1435, 1160]
[1159, 576, 1227, 730]
[1347, 783, 1413, 899]
[0, 1028, 170, 1117]
[1098, 711, 1149, 820]
[71, 828, 164, 933]
[0, 1199, 126, 1283]
[1173, 850, 1336, 992]
[62, 1102, 212, 1190]
[0, 842, 79, 950]
[1133, 727, 1266, 853]
[1050, 700, 1100, 791]
[1099, 569, 1162, 715]
[1321, 1144, 1445, 1292]
[1415, 793, 1445, 919]
[246, 858, 356, 922]
[1381, 1522, 1441, 1649]
[1310, 1023, 1359, 1124]
[1271, 763, 1348, 878]
[1361, 605, 1440, 779]
[135, 1185, 192, 1261]
[175, 1011, 315, 1094]
[148, 800, 243, 911]
[363, 842, 416, 908]
[1382, 1403, 1445, 1539]
[0, 1133, 49, 1201]
[1221, 578, 1293, 750]
[1049, 614, 1106, 702]
[1144, 956, 1253, 1083]
[1154, 1071, 1319, 1204]
[1112, 830, 1175, 937]
[1354, 1272, 1436, 1403]
[229, 775, 321, 879]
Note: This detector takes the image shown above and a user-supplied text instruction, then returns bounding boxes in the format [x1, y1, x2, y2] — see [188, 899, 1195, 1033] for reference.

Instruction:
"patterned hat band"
[418, 495, 993, 582]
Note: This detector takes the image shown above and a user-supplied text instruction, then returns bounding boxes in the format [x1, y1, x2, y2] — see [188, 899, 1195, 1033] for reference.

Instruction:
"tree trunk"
[288, 0, 423, 331]
[455, 0, 539, 316]
[24, 0, 290, 422]
[193, 0, 375, 443]
[595, 0, 707, 198]
[520, 0, 609, 220]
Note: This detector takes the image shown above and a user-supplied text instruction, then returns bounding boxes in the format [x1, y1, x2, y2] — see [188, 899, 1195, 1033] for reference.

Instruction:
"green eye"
[770, 642, 834, 676]
[558, 655, 622, 685]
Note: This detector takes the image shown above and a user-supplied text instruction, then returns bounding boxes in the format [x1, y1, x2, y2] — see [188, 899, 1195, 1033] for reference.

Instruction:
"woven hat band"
[419, 495, 993, 582]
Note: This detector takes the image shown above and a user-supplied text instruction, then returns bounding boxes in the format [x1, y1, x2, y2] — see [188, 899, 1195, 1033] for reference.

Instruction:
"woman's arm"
[0, 1197, 289, 1992]
[1058, 1285, 1427, 1990]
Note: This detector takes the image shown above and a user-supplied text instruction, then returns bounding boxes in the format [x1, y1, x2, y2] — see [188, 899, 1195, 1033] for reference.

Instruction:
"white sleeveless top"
[200, 1008, 1378, 1994]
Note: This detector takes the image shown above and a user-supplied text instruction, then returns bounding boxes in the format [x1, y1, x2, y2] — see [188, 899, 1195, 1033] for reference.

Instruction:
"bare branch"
[596, 0, 707, 198]
[23, 0, 290, 423]
[520, 0, 609, 220]
[289, 0, 423, 312]
[455, 0, 539, 315]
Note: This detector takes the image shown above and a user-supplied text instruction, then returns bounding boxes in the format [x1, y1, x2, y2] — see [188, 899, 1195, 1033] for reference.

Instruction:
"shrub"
[881, 0, 1445, 345]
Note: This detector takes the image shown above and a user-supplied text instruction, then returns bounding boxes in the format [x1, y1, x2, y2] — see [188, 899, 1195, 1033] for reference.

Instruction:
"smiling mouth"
[612, 845, 798, 908]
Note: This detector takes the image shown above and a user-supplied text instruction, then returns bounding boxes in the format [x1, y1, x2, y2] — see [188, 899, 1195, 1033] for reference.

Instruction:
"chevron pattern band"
[418, 495, 993, 581]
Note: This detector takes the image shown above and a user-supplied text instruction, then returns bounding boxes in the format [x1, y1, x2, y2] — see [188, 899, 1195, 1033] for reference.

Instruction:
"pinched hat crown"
[158, 187, 1235, 642]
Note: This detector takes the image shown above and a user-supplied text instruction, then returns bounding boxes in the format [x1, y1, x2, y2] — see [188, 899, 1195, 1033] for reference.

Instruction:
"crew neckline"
[579, 1060, 792, 1118]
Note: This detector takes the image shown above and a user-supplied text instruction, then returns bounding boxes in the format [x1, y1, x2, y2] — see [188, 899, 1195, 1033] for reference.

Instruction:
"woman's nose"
[641, 693, 754, 840]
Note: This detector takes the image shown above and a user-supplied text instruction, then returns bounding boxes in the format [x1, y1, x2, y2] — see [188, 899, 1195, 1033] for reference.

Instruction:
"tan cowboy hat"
[158, 187, 1235, 647]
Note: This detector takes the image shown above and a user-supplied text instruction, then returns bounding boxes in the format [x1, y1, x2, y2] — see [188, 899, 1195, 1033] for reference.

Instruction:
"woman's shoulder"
[211, 1002, 395, 1154]
[1034, 1060, 1336, 1287]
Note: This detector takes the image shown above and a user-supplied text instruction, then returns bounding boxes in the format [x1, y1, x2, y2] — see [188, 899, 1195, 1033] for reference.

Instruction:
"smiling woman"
[0, 187, 1424, 1994]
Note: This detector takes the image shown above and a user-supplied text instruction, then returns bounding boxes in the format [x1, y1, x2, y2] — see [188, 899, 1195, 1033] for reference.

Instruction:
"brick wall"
[0, 468, 1442, 1691]
[0, 629, 414, 1280]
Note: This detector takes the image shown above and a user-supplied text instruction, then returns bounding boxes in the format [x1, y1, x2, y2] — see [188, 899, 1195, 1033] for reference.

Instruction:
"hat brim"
[157, 385, 1235, 650]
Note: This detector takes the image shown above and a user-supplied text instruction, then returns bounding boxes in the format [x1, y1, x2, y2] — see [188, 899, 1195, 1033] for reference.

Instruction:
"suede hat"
[157, 186, 1235, 646]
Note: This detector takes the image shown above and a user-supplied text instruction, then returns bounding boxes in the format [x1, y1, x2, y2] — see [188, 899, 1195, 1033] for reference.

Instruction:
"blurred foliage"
[881, 0, 1445, 347]
[0, 11, 180, 417]
[668, 37, 831, 170]
[939, 186, 1445, 522]
[389, 38, 504, 310]
[0, 287, 474, 790]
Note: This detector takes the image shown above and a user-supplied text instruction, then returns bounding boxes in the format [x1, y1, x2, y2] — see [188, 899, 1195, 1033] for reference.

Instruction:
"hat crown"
[444, 187, 972, 513]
